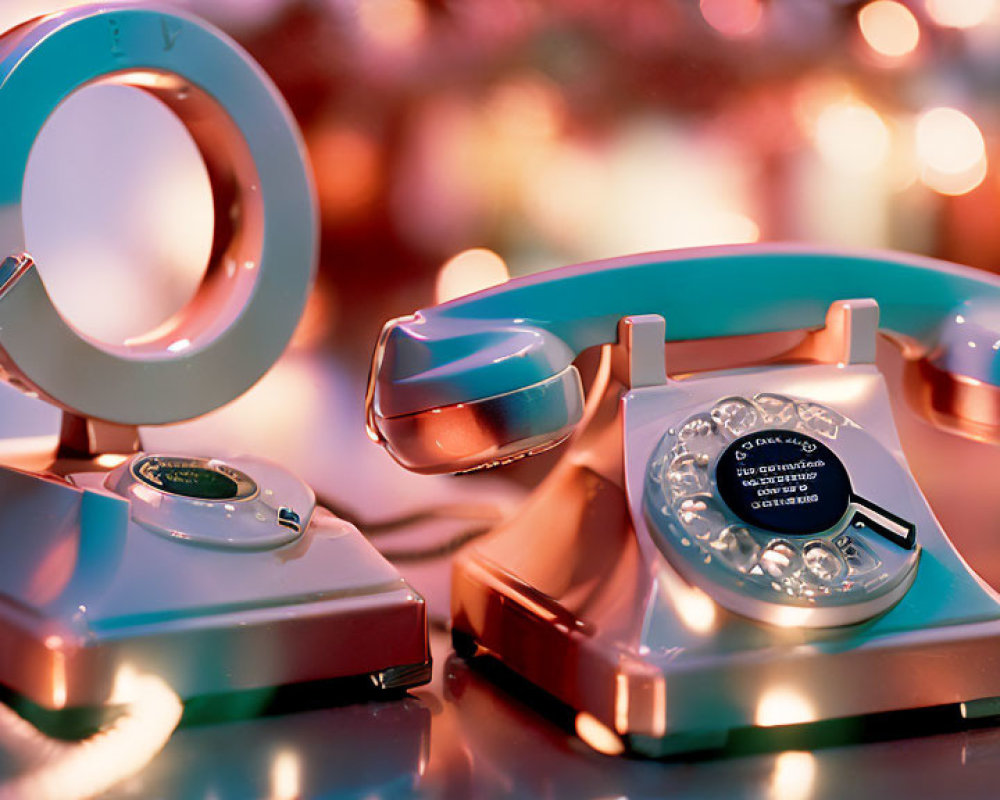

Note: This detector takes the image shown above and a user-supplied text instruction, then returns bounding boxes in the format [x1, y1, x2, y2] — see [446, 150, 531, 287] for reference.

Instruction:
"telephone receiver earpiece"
[922, 297, 1000, 427]
[368, 244, 1000, 473]
[367, 316, 586, 472]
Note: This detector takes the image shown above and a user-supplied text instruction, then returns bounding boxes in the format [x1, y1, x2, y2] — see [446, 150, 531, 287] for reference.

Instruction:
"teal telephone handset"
[368, 244, 1000, 755]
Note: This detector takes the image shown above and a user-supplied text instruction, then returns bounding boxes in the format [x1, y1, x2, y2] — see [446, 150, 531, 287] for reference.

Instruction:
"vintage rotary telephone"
[368, 244, 1000, 755]
[0, 4, 429, 724]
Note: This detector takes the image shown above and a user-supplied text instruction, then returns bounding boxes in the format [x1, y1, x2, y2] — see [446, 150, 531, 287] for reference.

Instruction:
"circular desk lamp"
[0, 3, 316, 452]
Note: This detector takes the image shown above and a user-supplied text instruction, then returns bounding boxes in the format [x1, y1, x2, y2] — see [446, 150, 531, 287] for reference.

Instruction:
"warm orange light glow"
[290, 283, 336, 350]
[271, 749, 301, 800]
[925, 0, 995, 29]
[50, 651, 67, 709]
[813, 100, 890, 175]
[356, 0, 427, 49]
[523, 144, 604, 249]
[95, 454, 129, 469]
[613, 667, 667, 741]
[916, 107, 988, 195]
[674, 584, 718, 633]
[0, 665, 182, 799]
[575, 712, 625, 756]
[916, 107, 986, 174]
[524, 123, 759, 255]
[700, 0, 763, 38]
[815, 100, 889, 174]
[792, 77, 857, 136]
[614, 672, 630, 734]
[436, 248, 510, 304]
[858, 1, 920, 58]
[616, 659, 670, 741]
[310, 126, 381, 222]
[755, 686, 817, 727]
[769, 751, 817, 800]
[922, 158, 987, 195]
[486, 77, 564, 142]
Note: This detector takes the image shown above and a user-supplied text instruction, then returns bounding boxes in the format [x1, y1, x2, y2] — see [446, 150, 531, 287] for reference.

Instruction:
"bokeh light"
[916, 107, 986, 174]
[858, 1, 921, 59]
[485, 76, 564, 142]
[436, 248, 510, 303]
[310, 125, 381, 223]
[755, 686, 817, 727]
[270, 750, 302, 800]
[813, 100, 891, 174]
[916, 106, 988, 195]
[356, 0, 428, 50]
[925, 0, 995, 29]
[700, 0, 763, 39]
[769, 752, 817, 800]
[520, 120, 760, 264]
[574, 712, 625, 756]
[673, 584, 718, 633]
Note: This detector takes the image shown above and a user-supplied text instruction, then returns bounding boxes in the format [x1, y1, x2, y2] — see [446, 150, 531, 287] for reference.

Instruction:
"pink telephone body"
[369, 244, 1000, 755]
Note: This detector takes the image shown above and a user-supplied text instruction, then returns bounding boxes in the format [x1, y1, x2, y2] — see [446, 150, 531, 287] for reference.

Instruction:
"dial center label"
[715, 429, 850, 534]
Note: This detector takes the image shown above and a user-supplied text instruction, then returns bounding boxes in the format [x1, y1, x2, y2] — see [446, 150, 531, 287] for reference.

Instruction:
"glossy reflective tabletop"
[87, 629, 1000, 800]
[0, 350, 1000, 799]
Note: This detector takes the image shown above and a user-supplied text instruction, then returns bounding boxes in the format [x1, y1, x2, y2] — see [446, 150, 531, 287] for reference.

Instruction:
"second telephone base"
[450, 609, 1000, 760]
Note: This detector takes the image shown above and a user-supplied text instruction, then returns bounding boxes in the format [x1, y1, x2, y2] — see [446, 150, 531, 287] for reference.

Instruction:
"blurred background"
[11, 0, 1000, 366]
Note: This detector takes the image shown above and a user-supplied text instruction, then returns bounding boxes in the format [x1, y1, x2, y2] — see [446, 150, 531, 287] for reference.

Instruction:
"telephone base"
[450, 441, 1000, 757]
[1, 569, 432, 713]
[453, 616, 1000, 761]
[451, 545, 1000, 757]
[0, 454, 431, 715]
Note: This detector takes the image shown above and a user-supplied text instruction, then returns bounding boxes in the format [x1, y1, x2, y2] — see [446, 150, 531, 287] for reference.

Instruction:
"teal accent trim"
[867, 532, 1000, 636]
[376, 245, 1000, 417]
[0, 256, 21, 288]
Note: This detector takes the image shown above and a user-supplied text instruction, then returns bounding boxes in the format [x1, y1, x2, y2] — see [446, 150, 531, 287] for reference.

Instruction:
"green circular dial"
[132, 455, 258, 501]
